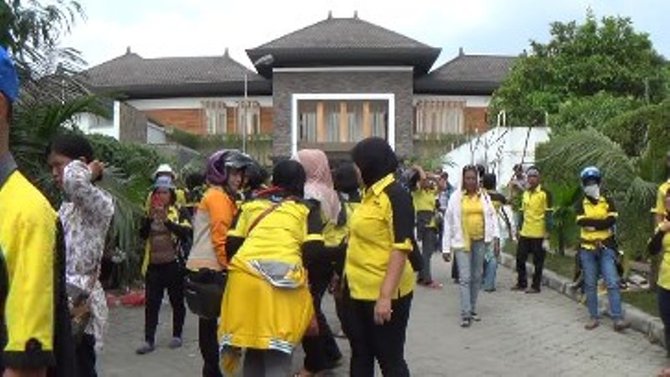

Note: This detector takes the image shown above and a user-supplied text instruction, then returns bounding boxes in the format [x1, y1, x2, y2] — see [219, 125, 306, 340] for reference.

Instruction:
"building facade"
[83, 14, 515, 159]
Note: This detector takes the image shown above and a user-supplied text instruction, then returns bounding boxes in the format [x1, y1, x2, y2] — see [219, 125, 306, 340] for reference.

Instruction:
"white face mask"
[583, 184, 600, 199]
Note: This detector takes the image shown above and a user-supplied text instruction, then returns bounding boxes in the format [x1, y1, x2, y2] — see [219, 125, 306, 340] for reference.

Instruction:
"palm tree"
[537, 128, 658, 282]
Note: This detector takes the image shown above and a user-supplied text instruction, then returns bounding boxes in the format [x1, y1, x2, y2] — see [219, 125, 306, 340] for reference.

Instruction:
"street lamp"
[242, 54, 274, 153]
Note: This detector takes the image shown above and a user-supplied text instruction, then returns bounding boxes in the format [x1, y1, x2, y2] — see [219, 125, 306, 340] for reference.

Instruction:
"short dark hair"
[482, 173, 497, 190]
[333, 161, 359, 194]
[48, 133, 94, 163]
[272, 160, 306, 197]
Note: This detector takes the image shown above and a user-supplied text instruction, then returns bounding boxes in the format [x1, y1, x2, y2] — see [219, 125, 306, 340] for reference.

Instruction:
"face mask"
[583, 184, 600, 199]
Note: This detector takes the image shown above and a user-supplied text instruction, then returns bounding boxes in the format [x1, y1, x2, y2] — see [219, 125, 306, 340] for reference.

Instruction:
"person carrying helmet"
[185, 149, 251, 377]
[575, 166, 630, 331]
[150, 164, 187, 208]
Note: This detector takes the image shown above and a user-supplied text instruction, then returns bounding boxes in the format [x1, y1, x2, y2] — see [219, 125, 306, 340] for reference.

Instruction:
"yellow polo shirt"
[0, 155, 57, 368]
[658, 233, 670, 290]
[520, 185, 552, 238]
[576, 196, 617, 250]
[462, 193, 485, 241]
[345, 174, 415, 300]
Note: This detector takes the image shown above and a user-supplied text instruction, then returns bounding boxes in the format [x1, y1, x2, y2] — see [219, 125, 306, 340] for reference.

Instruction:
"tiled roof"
[247, 16, 440, 76]
[82, 50, 271, 98]
[415, 54, 516, 95]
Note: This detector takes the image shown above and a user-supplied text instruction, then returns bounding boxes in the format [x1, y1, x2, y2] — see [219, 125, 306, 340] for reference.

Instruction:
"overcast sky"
[62, 0, 670, 70]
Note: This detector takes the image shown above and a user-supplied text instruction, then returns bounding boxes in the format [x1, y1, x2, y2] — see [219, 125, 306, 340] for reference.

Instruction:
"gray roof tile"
[415, 54, 516, 94]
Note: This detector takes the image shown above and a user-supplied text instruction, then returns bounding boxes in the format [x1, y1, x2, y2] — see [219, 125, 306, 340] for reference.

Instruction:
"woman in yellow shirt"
[219, 160, 324, 376]
[649, 188, 670, 357]
[442, 165, 500, 327]
[344, 137, 415, 376]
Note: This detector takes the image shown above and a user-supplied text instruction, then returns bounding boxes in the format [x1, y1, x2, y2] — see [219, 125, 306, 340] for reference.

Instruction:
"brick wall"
[145, 109, 205, 134]
[272, 70, 414, 160]
[464, 107, 488, 133]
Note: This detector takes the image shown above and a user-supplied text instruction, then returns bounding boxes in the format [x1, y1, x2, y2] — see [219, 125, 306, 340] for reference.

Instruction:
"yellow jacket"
[0, 156, 58, 368]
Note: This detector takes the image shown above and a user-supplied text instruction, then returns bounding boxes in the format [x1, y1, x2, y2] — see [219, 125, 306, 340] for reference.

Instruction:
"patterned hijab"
[294, 149, 341, 223]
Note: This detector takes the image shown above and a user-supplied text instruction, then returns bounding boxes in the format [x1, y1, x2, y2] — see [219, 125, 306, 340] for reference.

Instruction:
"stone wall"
[272, 70, 414, 159]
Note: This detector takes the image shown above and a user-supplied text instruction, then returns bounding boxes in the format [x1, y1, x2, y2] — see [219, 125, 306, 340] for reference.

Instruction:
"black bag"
[184, 269, 227, 319]
[66, 283, 91, 344]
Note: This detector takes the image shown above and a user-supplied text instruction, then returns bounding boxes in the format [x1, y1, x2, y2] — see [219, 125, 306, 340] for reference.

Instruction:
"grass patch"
[621, 290, 659, 317]
[503, 241, 660, 317]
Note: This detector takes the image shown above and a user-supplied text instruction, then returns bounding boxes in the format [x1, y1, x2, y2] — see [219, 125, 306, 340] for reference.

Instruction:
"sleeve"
[385, 184, 415, 253]
[648, 229, 666, 255]
[204, 191, 235, 267]
[576, 197, 617, 230]
[301, 201, 325, 264]
[2, 208, 57, 368]
[442, 193, 458, 254]
[544, 190, 554, 232]
[62, 161, 114, 220]
[653, 184, 667, 214]
[139, 217, 152, 240]
[485, 195, 500, 239]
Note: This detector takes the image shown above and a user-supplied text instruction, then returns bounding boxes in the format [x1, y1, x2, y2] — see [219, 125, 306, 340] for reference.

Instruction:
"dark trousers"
[302, 267, 342, 373]
[417, 226, 437, 283]
[343, 291, 412, 377]
[75, 333, 97, 377]
[658, 287, 670, 356]
[145, 261, 185, 343]
[451, 258, 459, 281]
[516, 236, 546, 290]
[199, 317, 222, 377]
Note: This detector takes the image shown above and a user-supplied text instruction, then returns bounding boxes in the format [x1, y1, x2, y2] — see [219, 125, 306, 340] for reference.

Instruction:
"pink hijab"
[294, 149, 341, 223]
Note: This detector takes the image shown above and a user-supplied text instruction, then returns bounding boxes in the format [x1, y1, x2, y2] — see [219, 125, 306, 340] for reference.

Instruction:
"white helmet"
[154, 164, 175, 179]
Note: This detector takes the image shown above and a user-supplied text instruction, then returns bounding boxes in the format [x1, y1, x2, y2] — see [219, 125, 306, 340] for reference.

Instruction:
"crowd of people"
[3, 43, 670, 377]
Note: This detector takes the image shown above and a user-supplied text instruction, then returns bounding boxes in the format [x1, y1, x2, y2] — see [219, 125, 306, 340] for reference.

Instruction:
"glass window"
[299, 101, 317, 142]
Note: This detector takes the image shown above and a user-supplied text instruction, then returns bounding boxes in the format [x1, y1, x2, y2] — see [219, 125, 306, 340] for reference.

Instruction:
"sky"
[62, 0, 670, 70]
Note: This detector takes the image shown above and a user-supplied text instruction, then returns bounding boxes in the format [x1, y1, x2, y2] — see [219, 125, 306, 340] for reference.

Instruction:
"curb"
[499, 252, 666, 348]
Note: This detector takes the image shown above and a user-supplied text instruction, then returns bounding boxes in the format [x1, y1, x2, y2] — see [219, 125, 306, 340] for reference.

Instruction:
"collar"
[0, 152, 17, 189]
[462, 188, 481, 197]
[368, 173, 395, 196]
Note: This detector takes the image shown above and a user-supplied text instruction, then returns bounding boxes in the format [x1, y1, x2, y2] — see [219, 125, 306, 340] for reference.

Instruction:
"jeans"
[455, 240, 486, 318]
[343, 289, 412, 377]
[579, 248, 623, 320]
[243, 349, 293, 377]
[482, 247, 497, 291]
[417, 226, 438, 283]
[658, 287, 670, 355]
[145, 261, 185, 343]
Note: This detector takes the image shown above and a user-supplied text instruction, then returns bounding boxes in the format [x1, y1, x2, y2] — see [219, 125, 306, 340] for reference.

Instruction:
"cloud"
[62, 0, 670, 69]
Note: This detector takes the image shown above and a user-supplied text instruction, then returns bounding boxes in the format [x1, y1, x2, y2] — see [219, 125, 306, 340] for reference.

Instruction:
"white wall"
[413, 94, 491, 108]
[128, 96, 273, 110]
[442, 126, 551, 190]
[147, 122, 167, 144]
[74, 112, 118, 139]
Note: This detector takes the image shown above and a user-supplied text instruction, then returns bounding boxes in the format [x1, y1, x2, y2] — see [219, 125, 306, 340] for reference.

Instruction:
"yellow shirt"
[653, 180, 670, 216]
[345, 174, 415, 300]
[658, 232, 670, 290]
[520, 185, 552, 238]
[576, 196, 617, 250]
[0, 156, 57, 368]
[412, 188, 437, 212]
[462, 193, 485, 241]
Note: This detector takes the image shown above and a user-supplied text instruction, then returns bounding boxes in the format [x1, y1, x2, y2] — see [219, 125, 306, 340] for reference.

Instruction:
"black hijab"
[351, 137, 398, 187]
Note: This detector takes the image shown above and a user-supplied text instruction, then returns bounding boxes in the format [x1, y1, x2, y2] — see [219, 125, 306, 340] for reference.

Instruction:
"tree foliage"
[491, 11, 668, 128]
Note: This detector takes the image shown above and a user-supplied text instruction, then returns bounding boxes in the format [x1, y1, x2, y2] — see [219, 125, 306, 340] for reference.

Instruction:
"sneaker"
[510, 285, 526, 291]
[613, 319, 631, 332]
[584, 319, 600, 330]
[525, 287, 541, 294]
[483, 287, 496, 292]
[136, 342, 155, 355]
[470, 312, 481, 322]
[460, 318, 471, 328]
[168, 337, 182, 349]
